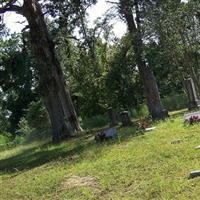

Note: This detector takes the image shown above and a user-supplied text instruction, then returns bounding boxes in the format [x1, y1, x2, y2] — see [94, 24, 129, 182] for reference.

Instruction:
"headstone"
[184, 78, 200, 110]
[162, 109, 169, 118]
[183, 111, 200, 122]
[95, 127, 117, 142]
[120, 111, 132, 126]
[104, 127, 117, 138]
[188, 170, 200, 179]
[107, 107, 118, 127]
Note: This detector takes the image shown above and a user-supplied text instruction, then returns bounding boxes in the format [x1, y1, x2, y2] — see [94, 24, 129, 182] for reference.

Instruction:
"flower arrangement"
[138, 118, 151, 131]
[185, 115, 200, 125]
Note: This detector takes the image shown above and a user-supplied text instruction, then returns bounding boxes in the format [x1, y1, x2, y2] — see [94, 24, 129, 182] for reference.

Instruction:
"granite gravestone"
[120, 111, 132, 126]
[95, 127, 117, 142]
[184, 78, 200, 110]
[107, 107, 118, 127]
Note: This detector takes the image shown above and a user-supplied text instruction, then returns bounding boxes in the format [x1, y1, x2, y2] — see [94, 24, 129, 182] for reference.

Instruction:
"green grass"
[1, 114, 200, 199]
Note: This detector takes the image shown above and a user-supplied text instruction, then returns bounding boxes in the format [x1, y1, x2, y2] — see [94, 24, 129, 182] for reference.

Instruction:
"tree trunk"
[22, 0, 82, 142]
[133, 32, 164, 119]
[138, 59, 165, 119]
[120, 0, 166, 120]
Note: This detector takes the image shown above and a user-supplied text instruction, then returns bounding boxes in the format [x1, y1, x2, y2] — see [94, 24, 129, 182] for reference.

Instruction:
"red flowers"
[185, 115, 200, 124]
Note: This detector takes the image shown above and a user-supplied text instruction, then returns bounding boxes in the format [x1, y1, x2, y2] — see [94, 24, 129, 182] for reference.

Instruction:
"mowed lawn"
[1, 115, 200, 200]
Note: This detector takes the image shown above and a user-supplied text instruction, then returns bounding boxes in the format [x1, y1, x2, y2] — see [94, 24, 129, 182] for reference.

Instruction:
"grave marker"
[120, 111, 132, 126]
[189, 170, 200, 179]
[184, 78, 200, 110]
[107, 107, 118, 127]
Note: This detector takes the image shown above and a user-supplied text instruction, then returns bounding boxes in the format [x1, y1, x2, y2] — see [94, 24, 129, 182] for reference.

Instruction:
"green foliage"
[58, 35, 110, 116]
[25, 100, 50, 132]
[13, 135, 26, 145]
[162, 94, 188, 111]
[16, 117, 33, 136]
[129, 104, 149, 119]
[81, 114, 109, 130]
[146, 0, 200, 97]
[0, 105, 10, 133]
[0, 134, 10, 145]
[17, 100, 51, 142]
[0, 34, 37, 135]
[106, 36, 143, 109]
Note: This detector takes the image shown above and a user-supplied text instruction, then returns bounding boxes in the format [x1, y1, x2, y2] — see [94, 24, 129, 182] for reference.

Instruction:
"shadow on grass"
[0, 126, 142, 174]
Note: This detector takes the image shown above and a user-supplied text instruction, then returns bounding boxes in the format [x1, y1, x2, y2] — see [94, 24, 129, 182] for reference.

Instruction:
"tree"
[118, 0, 167, 119]
[56, 14, 114, 116]
[106, 35, 143, 109]
[0, 0, 82, 142]
[148, 0, 200, 97]
[0, 34, 37, 134]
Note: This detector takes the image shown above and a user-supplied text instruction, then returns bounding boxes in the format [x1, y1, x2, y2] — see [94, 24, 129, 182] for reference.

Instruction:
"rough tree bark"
[0, 0, 82, 142]
[120, 0, 166, 120]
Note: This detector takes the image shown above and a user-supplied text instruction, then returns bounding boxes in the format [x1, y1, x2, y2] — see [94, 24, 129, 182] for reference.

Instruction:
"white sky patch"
[4, 11, 27, 33]
[3, 0, 188, 38]
[4, 0, 126, 38]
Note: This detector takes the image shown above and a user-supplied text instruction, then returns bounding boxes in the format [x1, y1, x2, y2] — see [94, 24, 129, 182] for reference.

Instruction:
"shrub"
[81, 114, 109, 130]
[129, 104, 149, 119]
[16, 117, 33, 136]
[16, 99, 51, 142]
[0, 134, 11, 145]
[162, 93, 187, 111]
[25, 100, 50, 131]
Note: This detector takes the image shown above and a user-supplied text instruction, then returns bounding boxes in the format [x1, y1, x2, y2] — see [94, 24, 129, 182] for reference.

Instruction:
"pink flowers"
[185, 115, 200, 124]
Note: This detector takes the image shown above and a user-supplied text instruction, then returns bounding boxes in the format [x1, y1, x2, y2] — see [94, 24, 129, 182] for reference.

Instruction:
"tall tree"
[56, 14, 114, 116]
[148, 0, 200, 97]
[119, 0, 166, 119]
[0, 0, 82, 142]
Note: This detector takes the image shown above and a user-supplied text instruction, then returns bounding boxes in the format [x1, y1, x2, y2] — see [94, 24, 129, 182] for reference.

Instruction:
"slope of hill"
[0, 116, 200, 200]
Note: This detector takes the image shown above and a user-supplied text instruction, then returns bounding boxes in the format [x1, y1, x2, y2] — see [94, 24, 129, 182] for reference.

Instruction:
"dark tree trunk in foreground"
[21, 0, 82, 142]
[13, 0, 82, 142]
[120, 0, 166, 120]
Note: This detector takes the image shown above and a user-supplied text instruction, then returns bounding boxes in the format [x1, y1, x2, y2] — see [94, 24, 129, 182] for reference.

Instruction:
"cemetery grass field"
[1, 111, 200, 199]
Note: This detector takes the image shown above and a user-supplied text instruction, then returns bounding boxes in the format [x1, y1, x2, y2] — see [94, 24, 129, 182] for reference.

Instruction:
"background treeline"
[0, 0, 199, 144]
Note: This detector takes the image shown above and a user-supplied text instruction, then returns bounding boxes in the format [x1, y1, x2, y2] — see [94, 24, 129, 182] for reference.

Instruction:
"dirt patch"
[60, 175, 100, 191]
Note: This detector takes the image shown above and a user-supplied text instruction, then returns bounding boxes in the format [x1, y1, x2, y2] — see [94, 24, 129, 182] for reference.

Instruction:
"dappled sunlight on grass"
[1, 113, 200, 199]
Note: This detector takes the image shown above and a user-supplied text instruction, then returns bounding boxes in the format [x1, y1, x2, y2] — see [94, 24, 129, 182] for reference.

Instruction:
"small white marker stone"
[145, 127, 156, 132]
[189, 170, 200, 179]
[195, 145, 200, 149]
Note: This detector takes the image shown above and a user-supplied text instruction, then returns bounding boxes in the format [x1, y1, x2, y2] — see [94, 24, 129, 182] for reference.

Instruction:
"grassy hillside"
[1, 114, 200, 199]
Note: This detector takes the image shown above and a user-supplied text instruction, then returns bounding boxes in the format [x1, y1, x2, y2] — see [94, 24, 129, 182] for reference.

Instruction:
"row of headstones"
[182, 78, 200, 179]
[107, 77, 199, 127]
[108, 107, 132, 127]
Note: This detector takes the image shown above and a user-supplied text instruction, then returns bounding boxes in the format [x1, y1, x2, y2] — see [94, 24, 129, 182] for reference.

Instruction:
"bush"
[81, 114, 109, 130]
[0, 134, 11, 145]
[162, 93, 187, 111]
[0, 133, 16, 151]
[129, 104, 149, 119]
[16, 99, 51, 143]
[25, 100, 50, 131]
[129, 94, 187, 119]
[13, 135, 25, 145]
[16, 117, 33, 136]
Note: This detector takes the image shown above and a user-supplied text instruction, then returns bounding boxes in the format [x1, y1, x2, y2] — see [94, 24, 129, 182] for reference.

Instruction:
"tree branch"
[106, 1, 119, 5]
[0, 0, 23, 15]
